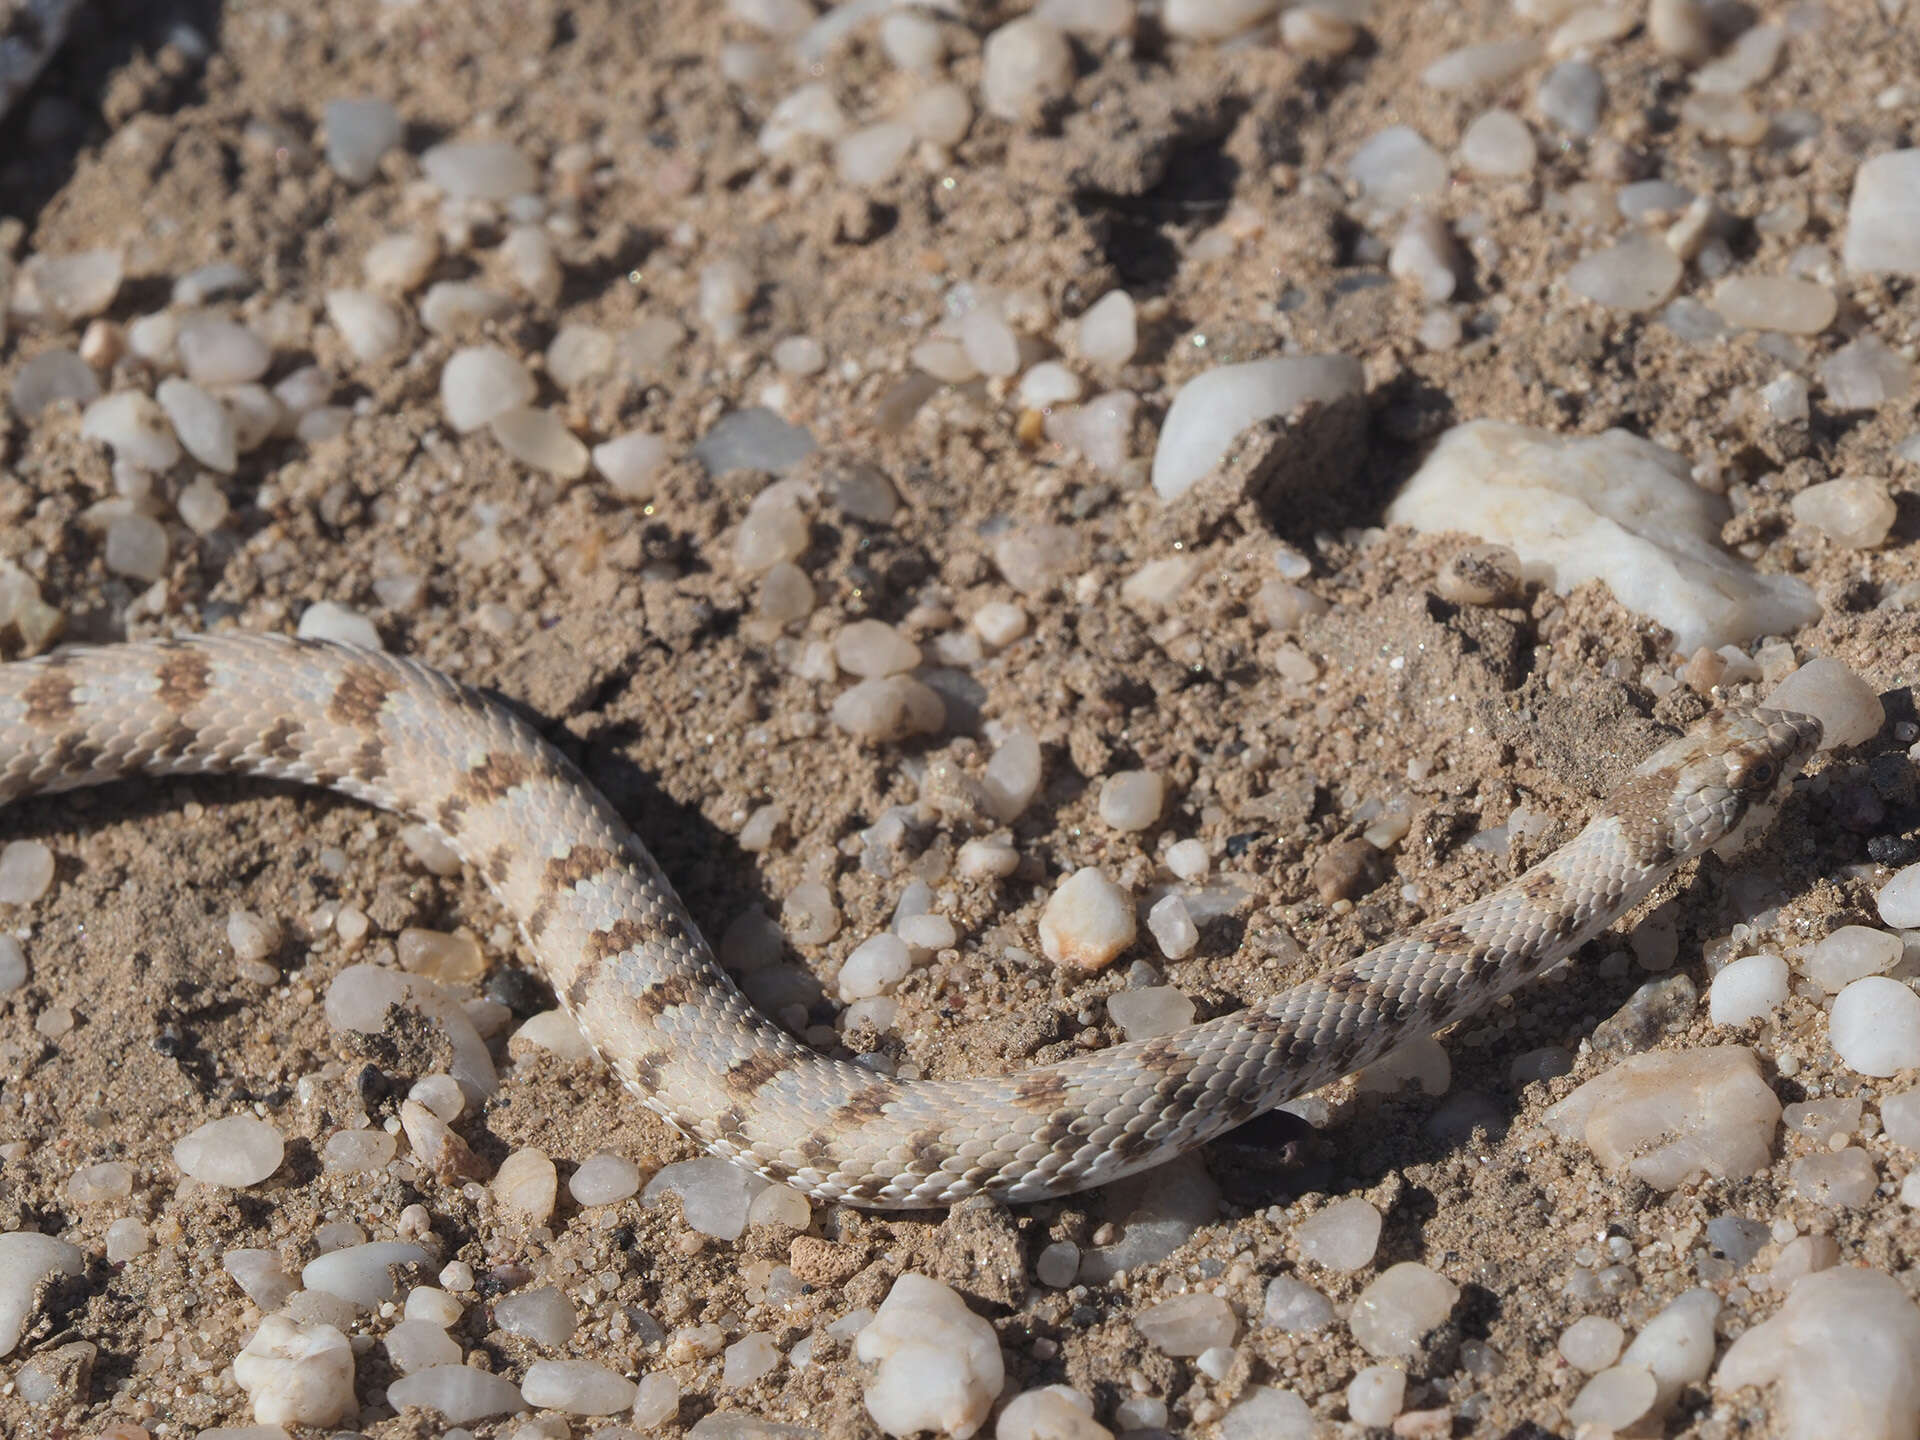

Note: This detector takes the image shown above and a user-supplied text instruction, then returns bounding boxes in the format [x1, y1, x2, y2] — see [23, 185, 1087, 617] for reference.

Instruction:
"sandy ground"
[2, 0, 1920, 1435]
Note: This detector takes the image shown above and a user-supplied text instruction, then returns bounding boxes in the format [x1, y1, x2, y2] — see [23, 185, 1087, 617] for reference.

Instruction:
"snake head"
[1633, 705, 1823, 859]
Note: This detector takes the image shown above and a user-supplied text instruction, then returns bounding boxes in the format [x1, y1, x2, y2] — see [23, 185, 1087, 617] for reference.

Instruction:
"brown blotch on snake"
[21, 666, 78, 727]
[154, 647, 214, 712]
[327, 665, 398, 730]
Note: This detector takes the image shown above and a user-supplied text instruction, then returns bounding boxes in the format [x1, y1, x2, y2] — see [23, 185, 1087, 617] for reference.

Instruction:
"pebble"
[155, 377, 238, 473]
[0, 936, 26, 992]
[835, 123, 916, 188]
[723, 1332, 781, 1388]
[1347, 1365, 1405, 1427]
[1879, 865, 1920, 930]
[997, 1386, 1109, 1440]
[227, 909, 278, 964]
[297, 601, 382, 650]
[1162, 0, 1276, 38]
[592, 430, 672, 500]
[0, 1232, 84, 1356]
[1802, 926, 1901, 993]
[522, 1360, 637, 1415]
[1791, 1148, 1877, 1206]
[1348, 1263, 1460, 1358]
[1620, 1288, 1717, 1412]
[1537, 60, 1605, 135]
[81, 391, 182, 471]
[1279, 7, 1357, 58]
[644, 1156, 766, 1241]
[838, 934, 913, 1001]
[10, 348, 100, 416]
[419, 280, 514, 335]
[1716, 1267, 1920, 1440]
[981, 728, 1043, 821]
[1346, 126, 1448, 214]
[1096, 770, 1163, 832]
[1648, 0, 1712, 60]
[1422, 38, 1540, 92]
[103, 513, 169, 583]
[632, 1372, 681, 1428]
[904, 83, 974, 147]
[831, 676, 946, 743]
[327, 964, 495, 1098]
[178, 476, 230, 534]
[1821, 336, 1912, 411]
[1217, 1386, 1315, 1440]
[1388, 420, 1820, 652]
[442, 346, 537, 433]
[1569, 1365, 1658, 1429]
[1076, 290, 1136, 369]
[835, 620, 920, 678]
[1145, 896, 1200, 961]
[1038, 868, 1136, 970]
[1543, 1046, 1779, 1188]
[855, 1273, 1003, 1439]
[1151, 355, 1364, 500]
[1035, 1242, 1080, 1288]
[303, 1241, 429, 1307]
[569, 1152, 642, 1206]
[233, 1315, 356, 1426]
[492, 1147, 558, 1223]
[365, 230, 439, 291]
[384, 1317, 460, 1374]
[178, 317, 271, 386]
[1134, 1292, 1236, 1357]
[324, 289, 405, 364]
[993, 523, 1084, 595]
[1792, 477, 1896, 549]
[1695, 22, 1783, 93]
[1294, 1196, 1382, 1271]
[1830, 976, 1920, 1077]
[421, 139, 536, 200]
[758, 82, 848, 154]
[1765, 657, 1881, 749]
[1844, 150, 1920, 277]
[1559, 1315, 1626, 1371]
[0, 839, 55, 903]
[694, 408, 817, 477]
[387, 1365, 527, 1423]
[1708, 953, 1788, 1025]
[322, 1129, 395, 1172]
[492, 407, 590, 479]
[494, 1285, 578, 1347]
[1566, 232, 1683, 312]
[173, 1114, 285, 1187]
[1263, 1274, 1334, 1332]
[1388, 210, 1463, 301]
[1762, 373, 1811, 425]
[323, 96, 402, 184]
[1712, 276, 1837, 335]
[13, 250, 122, 324]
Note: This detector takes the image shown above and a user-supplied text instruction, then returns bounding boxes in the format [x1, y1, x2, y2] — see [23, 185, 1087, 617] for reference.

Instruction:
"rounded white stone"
[234, 1314, 356, 1426]
[839, 934, 914, 1001]
[1765, 657, 1882, 749]
[1152, 355, 1364, 500]
[1349, 1263, 1460, 1358]
[1134, 1292, 1236, 1357]
[521, 1358, 637, 1415]
[1038, 868, 1136, 970]
[855, 1273, 1004, 1439]
[491, 407, 589, 479]
[173, 1115, 285, 1187]
[1567, 233, 1683, 312]
[1295, 1196, 1383, 1272]
[81, 391, 181, 471]
[156, 377, 238, 473]
[441, 346, 536, 433]
[1559, 1315, 1627, 1372]
[1076, 290, 1137, 369]
[421, 139, 536, 200]
[1831, 976, 1920, 1077]
[1845, 149, 1920, 277]
[981, 18, 1075, 122]
[325, 288, 406, 364]
[0, 840, 55, 905]
[569, 1152, 642, 1206]
[1708, 953, 1789, 1025]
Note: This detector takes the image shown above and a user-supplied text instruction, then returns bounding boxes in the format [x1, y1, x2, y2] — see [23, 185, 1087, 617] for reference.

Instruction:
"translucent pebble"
[1830, 977, 1920, 1076]
[1349, 1263, 1460, 1358]
[65, 1160, 131, 1206]
[104, 1218, 148, 1262]
[1347, 1365, 1405, 1427]
[746, 1182, 811, 1230]
[1036, 1242, 1080, 1288]
[993, 522, 1084, 594]
[722, 1333, 780, 1388]
[980, 17, 1074, 122]
[758, 82, 848, 155]
[155, 377, 237, 473]
[296, 601, 382, 650]
[1844, 150, 1920, 278]
[1346, 126, 1448, 214]
[0, 937, 27, 992]
[897, 912, 956, 954]
[324, 289, 404, 365]
[502, 226, 561, 305]
[1422, 38, 1540, 92]
[494, 1286, 579, 1347]
[834, 620, 920, 678]
[643, 1157, 766, 1241]
[855, 1273, 1003, 1439]
[419, 280, 514, 335]
[233, 1314, 356, 1426]
[491, 407, 590, 479]
[972, 602, 1029, 648]
[1694, 22, 1783, 93]
[81, 391, 181, 471]
[14, 250, 122, 324]
[1537, 60, 1606, 135]
[1217, 1385, 1316, 1440]
[782, 881, 840, 946]
[694, 408, 817, 477]
[173, 1114, 285, 1187]
[839, 934, 913, 1001]
[227, 909, 279, 964]
[905, 83, 973, 148]
[1145, 897, 1200, 961]
[1151, 355, 1364, 500]
[1294, 1196, 1383, 1272]
[1076, 290, 1136, 369]
[1543, 1046, 1779, 1188]
[1762, 373, 1811, 425]
[0, 840, 54, 904]
[1389, 209, 1463, 301]
[880, 9, 945, 67]
[365, 229, 439, 291]
[522, 1359, 637, 1415]
[1097, 771, 1163, 831]
[175, 475, 227, 537]
[302, 1241, 430, 1307]
[1570, 1365, 1658, 1429]
[836, 123, 916, 188]
[1803, 926, 1901, 993]
[1559, 1315, 1626, 1371]
[995, 1386, 1108, 1440]
[1018, 362, 1083, 410]
[957, 309, 1019, 379]
[1791, 1148, 1877, 1206]
[441, 346, 536, 433]
[831, 677, 946, 743]
[492, 1148, 558, 1223]
[511, 1009, 591, 1062]
[592, 430, 671, 500]
[569, 1152, 642, 1206]
[99, 512, 167, 583]
[1765, 657, 1881, 749]
[323, 96, 402, 184]
[222, 1248, 296, 1311]
[1134, 1292, 1236, 1357]
[421, 140, 536, 200]
[1279, 6, 1356, 57]
[1791, 478, 1895, 549]
[1046, 390, 1138, 477]
[10, 349, 100, 417]
[1712, 276, 1837, 335]
[956, 838, 1020, 879]
[1162, 0, 1277, 38]
[1879, 866, 1920, 930]
[323, 1129, 397, 1172]
[772, 336, 825, 376]
[384, 1317, 460, 1374]
[631, 1373, 680, 1428]
[178, 317, 271, 386]
[1708, 953, 1788, 1025]
[386, 1364, 527, 1423]
[1108, 984, 1196, 1039]
[1618, 1288, 1718, 1411]
[1039, 868, 1135, 971]
[1567, 233, 1683, 312]
[1821, 335, 1911, 410]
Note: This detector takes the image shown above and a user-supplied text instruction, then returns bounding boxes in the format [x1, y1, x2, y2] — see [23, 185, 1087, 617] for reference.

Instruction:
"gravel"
[1151, 355, 1364, 500]
[855, 1273, 1003, 1439]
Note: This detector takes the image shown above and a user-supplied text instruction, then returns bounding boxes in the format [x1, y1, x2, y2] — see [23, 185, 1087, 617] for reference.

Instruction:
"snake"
[0, 633, 1821, 1208]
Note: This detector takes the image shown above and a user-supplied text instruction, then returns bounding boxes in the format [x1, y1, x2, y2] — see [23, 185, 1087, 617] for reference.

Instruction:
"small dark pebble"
[1869, 834, 1919, 865]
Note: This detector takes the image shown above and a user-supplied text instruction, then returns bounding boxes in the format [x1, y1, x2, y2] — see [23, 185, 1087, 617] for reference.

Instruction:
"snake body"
[0, 634, 1819, 1207]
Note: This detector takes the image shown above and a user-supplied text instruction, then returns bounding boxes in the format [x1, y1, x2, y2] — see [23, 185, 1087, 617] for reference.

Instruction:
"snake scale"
[0, 634, 1820, 1207]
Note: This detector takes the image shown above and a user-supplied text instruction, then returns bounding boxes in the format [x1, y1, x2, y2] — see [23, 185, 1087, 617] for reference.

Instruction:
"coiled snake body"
[0, 635, 1820, 1207]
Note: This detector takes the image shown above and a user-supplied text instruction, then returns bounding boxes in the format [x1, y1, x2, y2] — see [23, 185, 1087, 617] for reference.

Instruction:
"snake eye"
[1746, 760, 1776, 787]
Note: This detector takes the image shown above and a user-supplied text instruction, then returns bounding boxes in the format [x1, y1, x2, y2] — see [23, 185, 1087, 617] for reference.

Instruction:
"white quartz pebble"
[1152, 355, 1364, 500]
[1619, 1288, 1718, 1412]
[971, 603, 1029, 649]
[1108, 985, 1195, 1039]
[856, 1273, 1004, 1439]
[0, 1233, 84, 1357]
[831, 677, 946, 743]
[442, 346, 536, 433]
[325, 288, 405, 364]
[1036, 1242, 1080, 1288]
[982, 729, 1043, 821]
[1709, 954, 1788, 1025]
[1537, 60, 1605, 135]
[1295, 1197, 1383, 1272]
[1076, 290, 1136, 368]
[1263, 1274, 1334, 1333]
[592, 429, 672, 500]
[365, 229, 439, 291]
[178, 317, 271, 386]
[1423, 38, 1540, 91]
[996, 1385, 1110, 1440]
[492, 407, 589, 479]
[297, 601, 383, 650]
[1560, 1315, 1626, 1371]
[386, 1364, 527, 1422]
[1097, 770, 1163, 831]
[980, 18, 1075, 122]
[1844, 150, 1920, 278]
[156, 377, 238, 473]
[1567, 232, 1683, 312]
[493, 1286, 578, 1346]
[1162, 0, 1277, 38]
[174, 1115, 285, 1187]
[643, 1157, 766, 1241]
[839, 934, 913, 1001]
[1349, 1264, 1460, 1358]
[1346, 127, 1448, 213]
[835, 620, 920, 677]
[1038, 868, 1135, 971]
[1803, 927, 1901, 993]
[511, 1010, 589, 1064]
[747, 1182, 812, 1230]
[233, 1315, 356, 1426]
[302, 1242, 429, 1307]
[1146, 896, 1200, 961]
[421, 140, 536, 200]
[1134, 1292, 1236, 1357]
[631, 1371, 680, 1427]
[492, 1148, 558, 1223]
[227, 909, 278, 964]
[81, 391, 181, 471]
[1347, 1365, 1405, 1427]
[383, 1317, 460, 1374]
[1830, 977, 1920, 1077]
[1878, 866, 1920, 929]
[1389, 210, 1463, 301]
[103, 513, 168, 583]
[1218, 1386, 1315, 1439]
[1570, 1365, 1658, 1430]
[1712, 276, 1837, 335]
[1279, 7, 1356, 58]
[1765, 657, 1881, 749]
[1544, 1047, 1779, 1189]
[724, 1331, 781, 1388]
[13, 250, 122, 324]
[836, 122, 916, 187]
[522, 1359, 637, 1415]
[0, 937, 26, 992]
[323, 96, 401, 184]
[1822, 336, 1912, 411]
[1792, 478, 1895, 549]
[0, 840, 54, 903]
[569, 1152, 642, 1206]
